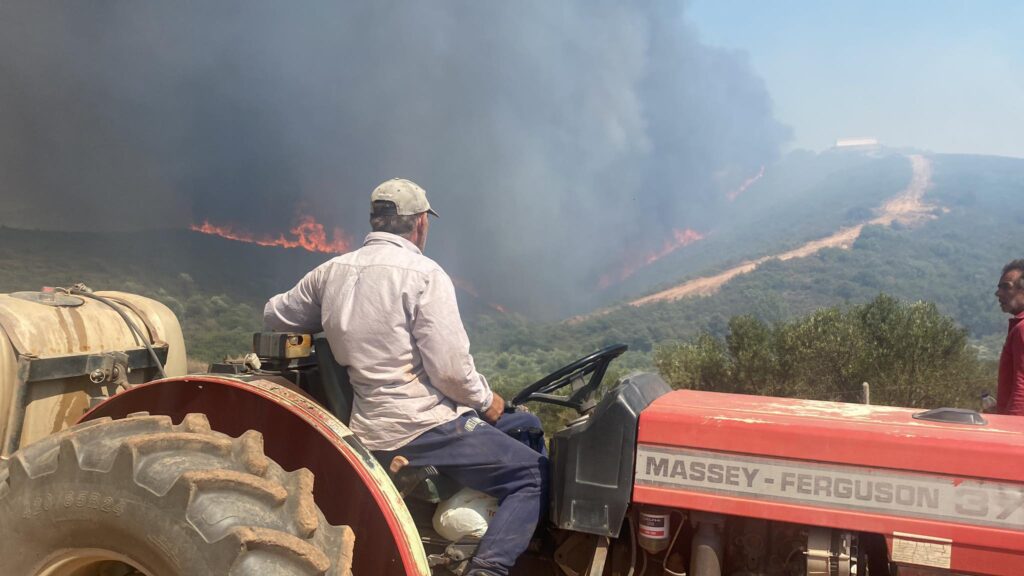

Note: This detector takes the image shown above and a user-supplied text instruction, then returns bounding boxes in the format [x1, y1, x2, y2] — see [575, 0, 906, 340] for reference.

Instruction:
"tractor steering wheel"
[508, 344, 628, 413]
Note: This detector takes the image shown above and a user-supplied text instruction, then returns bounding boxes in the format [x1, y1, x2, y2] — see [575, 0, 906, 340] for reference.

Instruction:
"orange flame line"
[599, 228, 705, 289]
[727, 165, 766, 202]
[190, 215, 351, 254]
[451, 276, 509, 314]
[192, 217, 510, 313]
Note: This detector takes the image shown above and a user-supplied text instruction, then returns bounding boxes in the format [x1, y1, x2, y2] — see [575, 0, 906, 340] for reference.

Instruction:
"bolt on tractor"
[1, 286, 1023, 576]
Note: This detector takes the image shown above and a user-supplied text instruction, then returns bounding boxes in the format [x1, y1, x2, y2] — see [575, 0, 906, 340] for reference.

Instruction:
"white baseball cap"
[370, 178, 439, 217]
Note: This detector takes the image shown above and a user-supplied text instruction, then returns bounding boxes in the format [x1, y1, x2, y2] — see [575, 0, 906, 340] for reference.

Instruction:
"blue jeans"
[375, 411, 549, 575]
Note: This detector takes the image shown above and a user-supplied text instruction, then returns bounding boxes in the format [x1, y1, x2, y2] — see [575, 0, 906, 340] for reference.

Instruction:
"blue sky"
[688, 1, 1024, 158]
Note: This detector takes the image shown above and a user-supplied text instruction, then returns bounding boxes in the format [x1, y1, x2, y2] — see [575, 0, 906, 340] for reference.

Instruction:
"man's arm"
[412, 269, 495, 416]
[1008, 325, 1024, 416]
[263, 266, 326, 334]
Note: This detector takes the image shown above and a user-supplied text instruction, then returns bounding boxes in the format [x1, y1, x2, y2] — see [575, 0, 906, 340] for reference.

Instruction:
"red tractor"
[1, 287, 1022, 575]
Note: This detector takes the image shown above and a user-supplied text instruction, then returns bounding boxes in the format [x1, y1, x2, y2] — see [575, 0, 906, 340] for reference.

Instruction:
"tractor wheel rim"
[35, 549, 150, 576]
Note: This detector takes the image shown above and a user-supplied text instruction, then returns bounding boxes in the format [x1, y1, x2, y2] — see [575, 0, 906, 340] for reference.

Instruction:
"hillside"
[0, 152, 1021, 380]
[604, 154, 935, 310]
[0, 228, 322, 361]
[592, 150, 913, 307]
[0, 227, 510, 361]
[468, 152, 1023, 397]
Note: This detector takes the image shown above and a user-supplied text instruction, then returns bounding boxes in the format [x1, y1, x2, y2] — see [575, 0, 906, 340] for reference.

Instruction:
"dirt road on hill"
[623, 154, 937, 308]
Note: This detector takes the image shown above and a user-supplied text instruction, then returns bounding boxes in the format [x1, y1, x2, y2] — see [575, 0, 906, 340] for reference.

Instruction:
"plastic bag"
[432, 487, 499, 541]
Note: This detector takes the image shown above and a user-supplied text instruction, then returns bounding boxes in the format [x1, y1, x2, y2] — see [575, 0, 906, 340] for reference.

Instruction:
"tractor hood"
[634, 390, 1024, 574]
[637, 390, 1024, 482]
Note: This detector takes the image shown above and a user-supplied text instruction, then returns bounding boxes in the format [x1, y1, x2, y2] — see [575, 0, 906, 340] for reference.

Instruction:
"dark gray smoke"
[0, 1, 789, 317]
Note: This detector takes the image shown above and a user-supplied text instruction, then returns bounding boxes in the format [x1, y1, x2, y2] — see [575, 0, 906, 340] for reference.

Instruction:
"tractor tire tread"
[0, 412, 354, 575]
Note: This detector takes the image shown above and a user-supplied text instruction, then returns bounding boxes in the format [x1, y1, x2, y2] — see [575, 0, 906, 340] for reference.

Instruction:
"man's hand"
[482, 392, 505, 424]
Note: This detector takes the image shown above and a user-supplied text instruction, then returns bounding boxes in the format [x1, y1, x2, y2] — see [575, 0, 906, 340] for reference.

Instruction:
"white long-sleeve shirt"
[264, 231, 493, 451]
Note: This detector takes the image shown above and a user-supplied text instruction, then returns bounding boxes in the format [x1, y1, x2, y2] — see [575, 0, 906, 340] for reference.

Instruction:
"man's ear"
[411, 212, 428, 246]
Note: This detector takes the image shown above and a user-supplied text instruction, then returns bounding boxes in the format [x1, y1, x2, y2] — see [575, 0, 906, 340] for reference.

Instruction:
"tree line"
[653, 294, 989, 410]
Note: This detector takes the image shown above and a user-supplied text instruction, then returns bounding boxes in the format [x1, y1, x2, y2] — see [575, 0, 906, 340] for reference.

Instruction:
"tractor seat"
[312, 336, 460, 504]
[311, 336, 354, 425]
[311, 337, 503, 568]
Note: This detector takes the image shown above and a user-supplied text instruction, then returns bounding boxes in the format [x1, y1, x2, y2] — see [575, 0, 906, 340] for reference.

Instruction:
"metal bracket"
[2, 357, 33, 458]
[426, 542, 479, 575]
[86, 351, 129, 384]
[586, 536, 610, 576]
[2, 347, 168, 457]
[23, 347, 166, 383]
[556, 533, 608, 576]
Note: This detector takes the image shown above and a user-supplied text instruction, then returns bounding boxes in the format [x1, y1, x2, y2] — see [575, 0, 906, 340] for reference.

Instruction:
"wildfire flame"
[191, 216, 509, 313]
[599, 228, 705, 289]
[191, 215, 352, 254]
[726, 165, 766, 202]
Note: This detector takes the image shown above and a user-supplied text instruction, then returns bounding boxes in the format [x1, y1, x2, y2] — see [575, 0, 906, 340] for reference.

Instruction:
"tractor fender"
[82, 374, 430, 576]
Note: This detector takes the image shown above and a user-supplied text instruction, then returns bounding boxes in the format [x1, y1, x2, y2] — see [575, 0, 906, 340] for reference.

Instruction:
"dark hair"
[1003, 259, 1024, 287]
[370, 201, 418, 237]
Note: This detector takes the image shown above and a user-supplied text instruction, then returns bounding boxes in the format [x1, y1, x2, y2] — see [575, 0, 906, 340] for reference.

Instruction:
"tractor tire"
[0, 412, 355, 576]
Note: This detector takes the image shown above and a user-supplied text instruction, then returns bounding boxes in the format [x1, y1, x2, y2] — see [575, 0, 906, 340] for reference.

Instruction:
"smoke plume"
[0, 1, 789, 316]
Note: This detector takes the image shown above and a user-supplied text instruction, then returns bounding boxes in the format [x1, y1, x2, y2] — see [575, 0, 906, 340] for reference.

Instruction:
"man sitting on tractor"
[264, 178, 548, 576]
